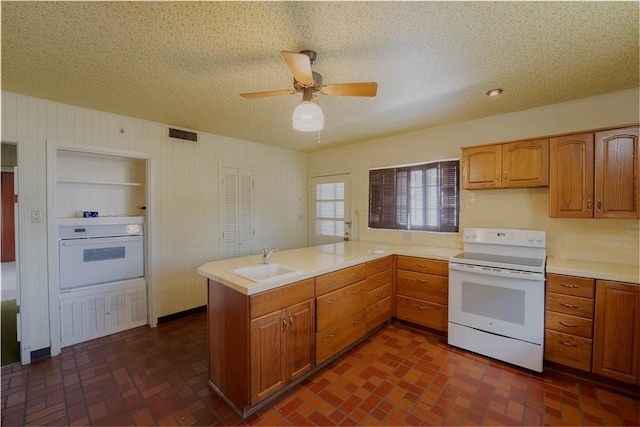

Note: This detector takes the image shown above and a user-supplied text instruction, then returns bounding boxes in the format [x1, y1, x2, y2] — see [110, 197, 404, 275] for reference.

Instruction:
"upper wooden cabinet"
[462, 139, 549, 189]
[550, 126, 639, 218]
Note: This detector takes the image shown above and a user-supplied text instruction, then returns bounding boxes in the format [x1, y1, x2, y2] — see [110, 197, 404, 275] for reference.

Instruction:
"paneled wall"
[1, 91, 309, 357]
[309, 89, 640, 265]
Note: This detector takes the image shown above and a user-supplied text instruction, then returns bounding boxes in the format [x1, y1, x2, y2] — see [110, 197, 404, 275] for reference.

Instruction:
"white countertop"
[547, 258, 639, 285]
[197, 241, 461, 295]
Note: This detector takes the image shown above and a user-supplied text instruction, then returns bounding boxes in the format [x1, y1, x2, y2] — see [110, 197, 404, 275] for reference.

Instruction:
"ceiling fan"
[240, 50, 378, 131]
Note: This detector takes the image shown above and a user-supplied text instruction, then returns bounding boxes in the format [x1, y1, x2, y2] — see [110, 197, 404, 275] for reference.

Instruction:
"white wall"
[1, 91, 309, 357]
[309, 89, 640, 264]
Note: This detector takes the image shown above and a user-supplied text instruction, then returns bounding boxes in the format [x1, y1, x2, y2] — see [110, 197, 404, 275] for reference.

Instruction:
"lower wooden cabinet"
[395, 256, 449, 333]
[592, 280, 640, 384]
[250, 298, 314, 404]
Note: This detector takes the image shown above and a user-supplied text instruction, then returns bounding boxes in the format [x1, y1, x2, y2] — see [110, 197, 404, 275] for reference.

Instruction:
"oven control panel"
[463, 228, 545, 247]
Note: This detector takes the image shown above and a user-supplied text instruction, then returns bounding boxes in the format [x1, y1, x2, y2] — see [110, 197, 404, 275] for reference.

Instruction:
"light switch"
[31, 210, 43, 223]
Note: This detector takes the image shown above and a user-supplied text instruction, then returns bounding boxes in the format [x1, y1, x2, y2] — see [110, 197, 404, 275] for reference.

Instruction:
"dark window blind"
[368, 160, 459, 232]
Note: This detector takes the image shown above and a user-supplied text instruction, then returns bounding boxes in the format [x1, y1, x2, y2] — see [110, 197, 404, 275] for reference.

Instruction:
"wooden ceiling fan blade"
[319, 82, 378, 97]
[281, 51, 314, 86]
[240, 89, 296, 99]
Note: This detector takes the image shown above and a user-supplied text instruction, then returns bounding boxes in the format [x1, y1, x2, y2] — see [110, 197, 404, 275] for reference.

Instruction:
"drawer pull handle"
[352, 289, 362, 294]
[352, 273, 360, 277]
[282, 319, 287, 331]
[377, 292, 384, 298]
[416, 304, 427, 310]
[326, 331, 336, 339]
[376, 306, 382, 312]
[326, 279, 337, 285]
[416, 264, 429, 268]
[587, 199, 592, 212]
[352, 319, 360, 325]
[326, 299, 338, 305]
[417, 279, 427, 284]
[289, 316, 293, 328]
[560, 302, 579, 309]
[376, 279, 383, 284]
[559, 321, 577, 328]
[559, 341, 577, 347]
[560, 283, 579, 289]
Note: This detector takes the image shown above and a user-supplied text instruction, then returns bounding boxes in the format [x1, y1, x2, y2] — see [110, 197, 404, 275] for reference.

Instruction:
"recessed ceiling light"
[486, 88, 503, 97]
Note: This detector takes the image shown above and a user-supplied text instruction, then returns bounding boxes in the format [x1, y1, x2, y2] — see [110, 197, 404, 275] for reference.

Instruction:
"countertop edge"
[546, 258, 640, 285]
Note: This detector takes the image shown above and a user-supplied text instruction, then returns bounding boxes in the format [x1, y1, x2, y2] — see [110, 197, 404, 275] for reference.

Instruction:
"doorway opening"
[1, 142, 20, 366]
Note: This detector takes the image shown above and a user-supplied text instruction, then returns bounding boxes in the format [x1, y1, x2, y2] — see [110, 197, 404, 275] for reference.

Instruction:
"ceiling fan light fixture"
[293, 101, 324, 132]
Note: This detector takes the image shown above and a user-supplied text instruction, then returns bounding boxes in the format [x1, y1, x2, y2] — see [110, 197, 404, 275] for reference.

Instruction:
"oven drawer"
[547, 274, 595, 299]
[365, 270, 391, 293]
[546, 293, 594, 318]
[545, 329, 592, 371]
[396, 256, 448, 277]
[545, 311, 593, 338]
[396, 295, 447, 332]
[397, 270, 448, 304]
[366, 296, 392, 332]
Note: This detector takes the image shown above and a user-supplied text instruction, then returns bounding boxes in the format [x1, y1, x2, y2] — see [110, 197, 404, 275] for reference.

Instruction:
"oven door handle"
[60, 235, 143, 246]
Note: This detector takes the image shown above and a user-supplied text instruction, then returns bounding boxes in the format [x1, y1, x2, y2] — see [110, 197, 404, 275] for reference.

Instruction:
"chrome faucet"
[262, 247, 277, 265]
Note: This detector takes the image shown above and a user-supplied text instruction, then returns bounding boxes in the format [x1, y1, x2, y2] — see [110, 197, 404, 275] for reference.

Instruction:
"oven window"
[461, 281, 525, 325]
[83, 247, 126, 262]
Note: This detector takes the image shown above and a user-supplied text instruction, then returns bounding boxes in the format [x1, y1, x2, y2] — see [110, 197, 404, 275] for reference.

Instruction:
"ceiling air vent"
[168, 127, 198, 142]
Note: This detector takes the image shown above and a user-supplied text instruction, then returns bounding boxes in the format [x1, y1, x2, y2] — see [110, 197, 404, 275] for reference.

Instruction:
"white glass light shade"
[293, 101, 324, 132]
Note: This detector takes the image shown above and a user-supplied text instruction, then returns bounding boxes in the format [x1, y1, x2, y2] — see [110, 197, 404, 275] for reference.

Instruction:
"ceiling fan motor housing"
[294, 71, 323, 93]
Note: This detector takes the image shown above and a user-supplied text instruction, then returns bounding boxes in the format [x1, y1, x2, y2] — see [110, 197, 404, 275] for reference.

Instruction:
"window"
[369, 160, 459, 232]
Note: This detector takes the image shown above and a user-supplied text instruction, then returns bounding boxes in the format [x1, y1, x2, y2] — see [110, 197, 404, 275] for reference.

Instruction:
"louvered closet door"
[221, 167, 254, 259]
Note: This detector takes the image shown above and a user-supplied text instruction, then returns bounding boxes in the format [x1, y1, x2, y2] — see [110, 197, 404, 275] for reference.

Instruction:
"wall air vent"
[168, 127, 198, 142]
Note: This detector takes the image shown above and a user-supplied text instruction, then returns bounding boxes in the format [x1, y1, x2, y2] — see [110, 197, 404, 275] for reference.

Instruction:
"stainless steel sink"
[231, 264, 302, 283]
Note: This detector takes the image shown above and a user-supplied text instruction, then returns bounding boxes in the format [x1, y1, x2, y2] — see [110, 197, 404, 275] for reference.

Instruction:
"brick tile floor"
[2, 312, 638, 426]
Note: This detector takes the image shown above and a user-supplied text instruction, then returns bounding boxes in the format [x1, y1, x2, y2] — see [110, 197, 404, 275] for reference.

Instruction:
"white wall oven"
[448, 228, 546, 372]
[58, 218, 144, 290]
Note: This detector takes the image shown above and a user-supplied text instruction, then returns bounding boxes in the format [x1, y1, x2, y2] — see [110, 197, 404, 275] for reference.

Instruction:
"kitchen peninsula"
[197, 241, 460, 417]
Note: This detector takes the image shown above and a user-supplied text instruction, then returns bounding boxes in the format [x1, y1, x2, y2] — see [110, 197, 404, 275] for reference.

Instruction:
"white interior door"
[309, 174, 351, 246]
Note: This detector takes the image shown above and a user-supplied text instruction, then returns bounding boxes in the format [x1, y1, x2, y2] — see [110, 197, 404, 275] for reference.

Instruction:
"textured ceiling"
[2, 1, 638, 153]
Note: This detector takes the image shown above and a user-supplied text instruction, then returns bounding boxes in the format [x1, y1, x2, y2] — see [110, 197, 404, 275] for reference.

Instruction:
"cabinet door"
[461, 145, 501, 189]
[60, 296, 86, 347]
[502, 139, 549, 188]
[109, 292, 129, 334]
[286, 300, 315, 382]
[593, 281, 640, 384]
[549, 133, 595, 218]
[84, 294, 109, 341]
[250, 309, 286, 404]
[594, 126, 639, 219]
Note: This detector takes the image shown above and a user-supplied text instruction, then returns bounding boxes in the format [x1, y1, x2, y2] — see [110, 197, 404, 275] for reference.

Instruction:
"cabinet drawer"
[366, 296, 392, 332]
[546, 311, 593, 338]
[546, 293, 594, 318]
[365, 270, 391, 292]
[366, 256, 392, 276]
[547, 274, 595, 299]
[396, 295, 448, 332]
[396, 256, 448, 277]
[250, 278, 315, 318]
[545, 329, 592, 371]
[316, 312, 366, 364]
[316, 264, 367, 296]
[316, 282, 366, 331]
[366, 282, 392, 306]
[397, 270, 448, 304]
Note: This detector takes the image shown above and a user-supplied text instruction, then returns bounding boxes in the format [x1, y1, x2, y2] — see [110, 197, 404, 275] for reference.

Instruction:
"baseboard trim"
[157, 305, 206, 325]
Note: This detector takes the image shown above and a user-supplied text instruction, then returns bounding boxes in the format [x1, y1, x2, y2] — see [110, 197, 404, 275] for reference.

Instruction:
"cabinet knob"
[587, 199, 592, 212]
[503, 172, 508, 181]
[597, 199, 602, 212]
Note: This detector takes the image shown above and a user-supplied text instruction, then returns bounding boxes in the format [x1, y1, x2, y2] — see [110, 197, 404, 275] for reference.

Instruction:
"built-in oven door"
[448, 263, 545, 345]
[59, 235, 144, 290]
